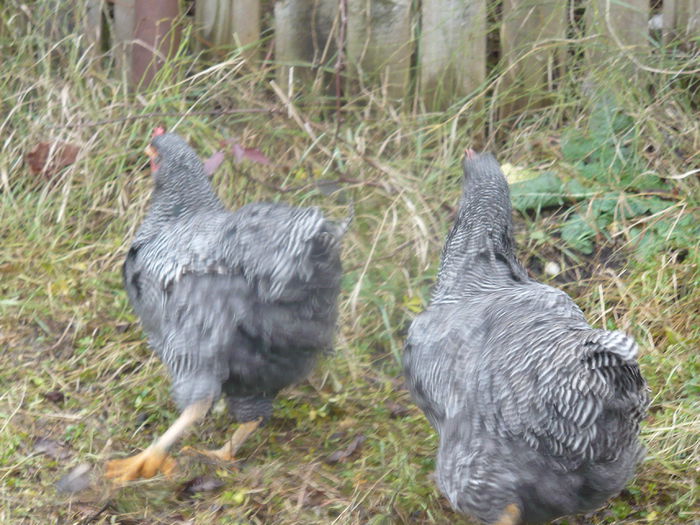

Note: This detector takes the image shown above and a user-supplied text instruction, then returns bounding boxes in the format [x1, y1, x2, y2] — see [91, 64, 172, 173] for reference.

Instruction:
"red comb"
[465, 148, 476, 160]
[153, 127, 166, 137]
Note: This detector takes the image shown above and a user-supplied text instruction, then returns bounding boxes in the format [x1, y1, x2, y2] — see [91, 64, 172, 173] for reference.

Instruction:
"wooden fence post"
[195, 0, 261, 61]
[85, 0, 105, 54]
[663, 0, 700, 44]
[419, 0, 486, 111]
[112, 0, 135, 77]
[132, 0, 181, 90]
[499, 0, 566, 117]
[274, 0, 338, 92]
[585, 0, 649, 68]
[346, 0, 413, 101]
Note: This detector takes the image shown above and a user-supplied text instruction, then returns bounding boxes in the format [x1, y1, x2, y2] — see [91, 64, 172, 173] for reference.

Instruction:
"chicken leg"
[182, 417, 262, 462]
[492, 504, 521, 525]
[105, 397, 212, 482]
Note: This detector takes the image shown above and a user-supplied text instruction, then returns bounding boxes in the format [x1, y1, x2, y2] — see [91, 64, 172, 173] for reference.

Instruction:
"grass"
[1, 3, 699, 524]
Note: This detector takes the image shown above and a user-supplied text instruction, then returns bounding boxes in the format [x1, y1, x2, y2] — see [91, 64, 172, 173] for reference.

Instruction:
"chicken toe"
[182, 418, 261, 463]
[105, 447, 176, 482]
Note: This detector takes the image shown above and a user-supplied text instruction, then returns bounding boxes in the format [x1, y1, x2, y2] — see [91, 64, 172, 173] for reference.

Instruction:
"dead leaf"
[224, 140, 271, 165]
[202, 151, 225, 176]
[55, 463, 92, 494]
[26, 141, 79, 177]
[300, 488, 326, 508]
[33, 437, 71, 460]
[179, 474, 225, 496]
[115, 322, 131, 333]
[385, 401, 410, 419]
[325, 434, 365, 464]
[43, 390, 65, 404]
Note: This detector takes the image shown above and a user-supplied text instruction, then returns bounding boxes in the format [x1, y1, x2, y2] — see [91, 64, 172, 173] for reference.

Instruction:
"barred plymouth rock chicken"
[403, 150, 648, 524]
[106, 130, 348, 481]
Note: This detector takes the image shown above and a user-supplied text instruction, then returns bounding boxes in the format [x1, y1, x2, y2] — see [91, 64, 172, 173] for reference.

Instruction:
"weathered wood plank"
[347, 0, 413, 100]
[663, 0, 700, 44]
[585, 0, 649, 66]
[85, 0, 105, 53]
[112, 0, 135, 76]
[195, 0, 261, 60]
[499, 0, 567, 116]
[132, 0, 181, 90]
[274, 0, 338, 91]
[420, 0, 486, 111]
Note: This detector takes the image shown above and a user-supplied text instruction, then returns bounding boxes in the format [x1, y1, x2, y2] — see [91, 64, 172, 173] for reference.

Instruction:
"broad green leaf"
[509, 172, 565, 212]
[560, 212, 596, 254]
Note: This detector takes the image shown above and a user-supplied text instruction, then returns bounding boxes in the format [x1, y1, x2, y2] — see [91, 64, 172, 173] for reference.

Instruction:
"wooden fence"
[85, 0, 699, 111]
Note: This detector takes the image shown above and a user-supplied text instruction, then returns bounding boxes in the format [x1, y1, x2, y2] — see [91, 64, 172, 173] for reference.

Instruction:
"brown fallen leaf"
[179, 474, 225, 496]
[33, 437, 72, 461]
[202, 151, 225, 177]
[55, 463, 93, 494]
[26, 141, 79, 177]
[222, 139, 271, 166]
[43, 390, 65, 404]
[300, 487, 327, 508]
[385, 401, 410, 419]
[325, 434, 365, 464]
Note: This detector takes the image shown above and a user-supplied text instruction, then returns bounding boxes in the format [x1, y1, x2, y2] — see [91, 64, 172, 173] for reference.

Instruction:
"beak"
[145, 144, 159, 173]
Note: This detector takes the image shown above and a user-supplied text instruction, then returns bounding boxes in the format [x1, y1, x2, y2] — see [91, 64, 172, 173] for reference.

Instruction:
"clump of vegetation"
[510, 96, 697, 257]
[0, 2, 698, 524]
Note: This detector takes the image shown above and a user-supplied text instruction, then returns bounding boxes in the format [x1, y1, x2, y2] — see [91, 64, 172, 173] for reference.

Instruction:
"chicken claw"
[105, 446, 176, 482]
[181, 445, 237, 463]
[182, 418, 261, 464]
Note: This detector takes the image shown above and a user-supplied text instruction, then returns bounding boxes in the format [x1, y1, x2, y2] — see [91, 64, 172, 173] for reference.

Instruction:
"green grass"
[1, 4, 699, 524]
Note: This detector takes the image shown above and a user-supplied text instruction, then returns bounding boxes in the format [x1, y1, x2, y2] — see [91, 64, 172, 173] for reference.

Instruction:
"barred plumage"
[106, 131, 347, 481]
[403, 150, 648, 524]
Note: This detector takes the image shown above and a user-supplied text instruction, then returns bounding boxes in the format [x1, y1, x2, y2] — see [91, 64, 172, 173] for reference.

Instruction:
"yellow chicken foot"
[182, 418, 262, 462]
[492, 503, 521, 525]
[105, 446, 176, 481]
[105, 397, 212, 483]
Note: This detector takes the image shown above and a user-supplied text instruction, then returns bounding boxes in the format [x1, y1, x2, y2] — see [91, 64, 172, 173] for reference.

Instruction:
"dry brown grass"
[1, 3, 698, 524]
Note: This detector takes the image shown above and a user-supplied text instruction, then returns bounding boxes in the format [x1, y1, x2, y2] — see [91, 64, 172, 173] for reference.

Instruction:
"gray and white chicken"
[403, 150, 648, 524]
[106, 130, 348, 481]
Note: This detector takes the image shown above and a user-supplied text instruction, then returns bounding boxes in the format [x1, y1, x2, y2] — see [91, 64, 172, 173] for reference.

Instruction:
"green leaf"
[628, 171, 667, 191]
[560, 212, 596, 254]
[630, 226, 663, 258]
[653, 215, 698, 248]
[620, 195, 651, 218]
[561, 132, 597, 164]
[560, 95, 642, 187]
[509, 172, 565, 212]
[563, 178, 591, 199]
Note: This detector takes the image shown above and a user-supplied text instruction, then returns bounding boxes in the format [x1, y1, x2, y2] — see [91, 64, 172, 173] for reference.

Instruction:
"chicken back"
[404, 150, 648, 524]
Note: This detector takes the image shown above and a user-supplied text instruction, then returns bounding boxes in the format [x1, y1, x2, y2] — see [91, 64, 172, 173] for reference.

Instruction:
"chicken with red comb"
[105, 131, 351, 482]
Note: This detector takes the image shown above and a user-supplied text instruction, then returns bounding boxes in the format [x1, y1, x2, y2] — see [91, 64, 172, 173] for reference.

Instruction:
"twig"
[612, 201, 685, 238]
[269, 80, 327, 152]
[335, 0, 348, 126]
[0, 381, 25, 436]
[345, 240, 412, 272]
[80, 501, 111, 525]
[50, 108, 280, 129]
[239, 169, 384, 195]
[666, 167, 700, 180]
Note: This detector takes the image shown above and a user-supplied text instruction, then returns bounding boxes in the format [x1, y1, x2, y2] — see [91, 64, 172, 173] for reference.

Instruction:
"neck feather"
[432, 180, 527, 300]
